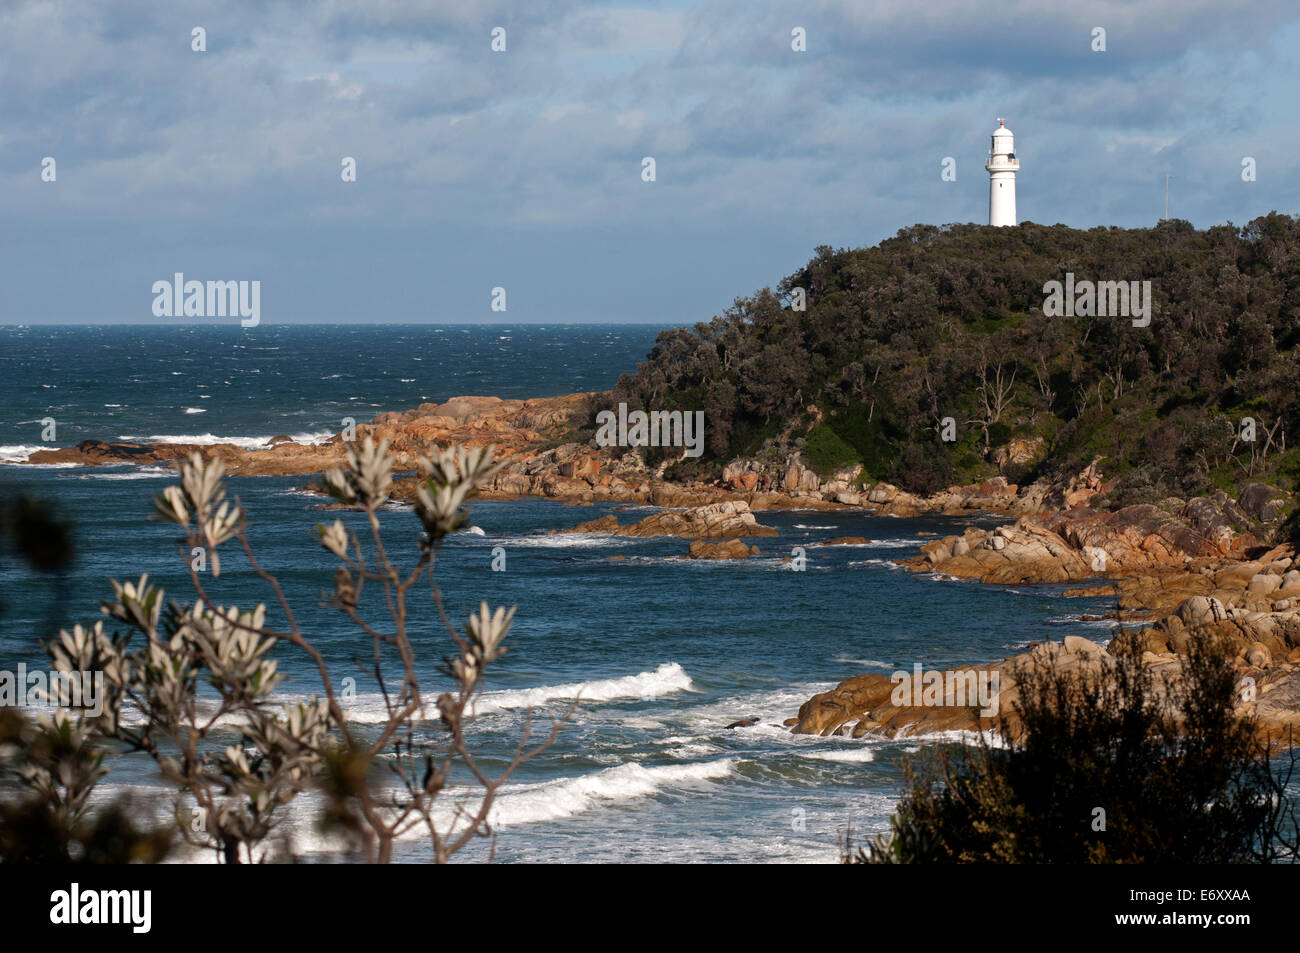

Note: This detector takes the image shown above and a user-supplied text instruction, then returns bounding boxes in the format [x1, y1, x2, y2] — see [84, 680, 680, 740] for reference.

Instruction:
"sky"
[2, 0, 1298, 325]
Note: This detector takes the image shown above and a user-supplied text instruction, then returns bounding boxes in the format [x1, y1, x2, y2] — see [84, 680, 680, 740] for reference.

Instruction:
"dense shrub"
[852, 635, 1299, 863]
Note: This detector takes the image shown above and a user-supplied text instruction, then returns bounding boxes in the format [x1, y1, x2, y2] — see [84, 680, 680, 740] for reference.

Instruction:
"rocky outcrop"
[788, 663, 1004, 738]
[22, 437, 343, 475]
[552, 500, 778, 540]
[618, 501, 778, 539]
[22, 393, 592, 478]
[789, 475, 1300, 746]
[862, 476, 1030, 518]
[991, 435, 1045, 470]
[789, 639, 1113, 739]
[907, 520, 1090, 584]
[550, 514, 619, 535]
[686, 539, 760, 560]
[1112, 550, 1300, 659]
[720, 456, 860, 500]
[788, 634, 1300, 743]
[906, 486, 1290, 591]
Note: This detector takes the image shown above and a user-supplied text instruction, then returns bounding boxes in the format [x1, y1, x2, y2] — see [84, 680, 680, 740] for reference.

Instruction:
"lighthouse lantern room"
[985, 119, 1019, 227]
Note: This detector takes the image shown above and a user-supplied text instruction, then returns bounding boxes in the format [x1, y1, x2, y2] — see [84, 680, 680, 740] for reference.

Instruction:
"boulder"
[687, 539, 760, 560]
[550, 514, 619, 535]
[1238, 484, 1284, 524]
[866, 484, 898, 504]
[1247, 573, 1283, 596]
[1064, 635, 1105, 655]
[1176, 595, 1228, 627]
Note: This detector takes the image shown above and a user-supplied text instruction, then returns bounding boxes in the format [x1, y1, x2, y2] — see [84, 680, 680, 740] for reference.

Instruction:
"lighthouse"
[985, 119, 1019, 227]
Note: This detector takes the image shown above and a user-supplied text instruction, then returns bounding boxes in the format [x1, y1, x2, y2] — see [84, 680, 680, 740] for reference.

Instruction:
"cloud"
[1, 0, 1298, 323]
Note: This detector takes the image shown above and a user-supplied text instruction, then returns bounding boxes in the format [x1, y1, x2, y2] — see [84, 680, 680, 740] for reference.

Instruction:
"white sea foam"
[279, 487, 326, 501]
[794, 524, 837, 530]
[0, 444, 50, 463]
[79, 466, 174, 480]
[865, 537, 926, 549]
[831, 656, 895, 669]
[443, 758, 737, 829]
[119, 431, 334, 449]
[471, 662, 693, 715]
[664, 682, 835, 742]
[507, 532, 635, 549]
[120, 433, 269, 449]
[847, 558, 904, 570]
[183, 407, 207, 415]
[1048, 614, 1118, 632]
[620, 716, 667, 731]
[661, 742, 724, 759]
[336, 663, 695, 724]
[799, 749, 876, 763]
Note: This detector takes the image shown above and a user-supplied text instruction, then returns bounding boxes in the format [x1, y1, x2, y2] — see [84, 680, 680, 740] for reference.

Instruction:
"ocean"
[0, 324, 1123, 862]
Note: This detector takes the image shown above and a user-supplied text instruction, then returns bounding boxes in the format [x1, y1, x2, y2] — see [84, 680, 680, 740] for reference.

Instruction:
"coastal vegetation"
[600, 214, 1300, 508]
[849, 633, 1299, 864]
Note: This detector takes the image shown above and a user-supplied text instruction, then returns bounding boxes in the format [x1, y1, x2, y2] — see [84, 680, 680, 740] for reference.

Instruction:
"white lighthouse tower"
[985, 118, 1019, 227]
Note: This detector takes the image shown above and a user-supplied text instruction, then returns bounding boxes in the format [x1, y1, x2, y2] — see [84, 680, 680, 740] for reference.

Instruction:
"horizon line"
[0, 320, 672, 328]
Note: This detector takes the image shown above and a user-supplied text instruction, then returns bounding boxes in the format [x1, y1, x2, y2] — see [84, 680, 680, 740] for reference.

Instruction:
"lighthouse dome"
[992, 123, 1013, 138]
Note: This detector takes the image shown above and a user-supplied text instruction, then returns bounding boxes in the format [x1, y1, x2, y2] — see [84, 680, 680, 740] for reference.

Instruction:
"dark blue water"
[0, 325, 1122, 863]
[0, 324, 656, 454]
